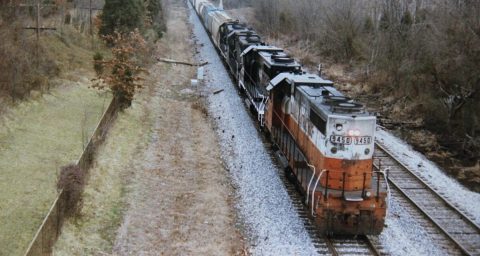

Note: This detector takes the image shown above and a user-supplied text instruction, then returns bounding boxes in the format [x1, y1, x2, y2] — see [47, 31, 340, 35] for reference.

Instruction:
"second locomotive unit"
[190, 0, 388, 235]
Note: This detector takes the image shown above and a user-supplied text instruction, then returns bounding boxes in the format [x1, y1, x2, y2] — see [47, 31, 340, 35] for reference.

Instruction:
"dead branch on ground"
[157, 57, 208, 67]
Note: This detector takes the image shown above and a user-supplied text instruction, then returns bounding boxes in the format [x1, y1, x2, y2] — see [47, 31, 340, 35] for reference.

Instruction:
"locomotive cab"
[219, 22, 245, 56]
[231, 30, 261, 77]
[239, 46, 301, 124]
[218, 23, 261, 78]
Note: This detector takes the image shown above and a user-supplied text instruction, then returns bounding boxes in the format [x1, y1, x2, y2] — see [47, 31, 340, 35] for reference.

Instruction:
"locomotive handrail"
[258, 96, 268, 126]
[324, 170, 330, 200]
[243, 66, 260, 93]
[361, 172, 367, 198]
[371, 168, 391, 215]
[271, 107, 324, 213]
[305, 166, 317, 207]
[381, 168, 391, 215]
[311, 169, 326, 216]
[306, 169, 316, 206]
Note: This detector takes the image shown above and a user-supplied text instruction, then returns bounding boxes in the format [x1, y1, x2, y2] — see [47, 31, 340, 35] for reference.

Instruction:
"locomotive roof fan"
[323, 95, 351, 104]
[322, 95, 364, 113]
[246, 34, 260, 43]
[232, 23, 245, 29]
[271, 52, 294, 64]
[332, 101, 364, 113]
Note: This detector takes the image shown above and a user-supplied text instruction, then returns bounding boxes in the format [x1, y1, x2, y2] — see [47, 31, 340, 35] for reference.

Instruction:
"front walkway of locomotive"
[264, 72, 388, 235]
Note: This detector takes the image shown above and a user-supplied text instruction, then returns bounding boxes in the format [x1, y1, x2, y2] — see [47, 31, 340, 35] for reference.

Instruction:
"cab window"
[310, 109, 326, 134]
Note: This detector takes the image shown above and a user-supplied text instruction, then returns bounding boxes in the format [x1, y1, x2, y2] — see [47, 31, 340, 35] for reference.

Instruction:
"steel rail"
[325, 235, 380, 256]
[325, 237, 340, 256]
[375, 141, 480, 255]
[362, 235, 382, 256]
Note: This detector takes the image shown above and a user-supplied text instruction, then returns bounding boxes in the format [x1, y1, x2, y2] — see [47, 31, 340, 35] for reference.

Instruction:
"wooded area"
[0, 0, 165, 102]
[0, 1, 56, 101]
[225, 0, 480, 165]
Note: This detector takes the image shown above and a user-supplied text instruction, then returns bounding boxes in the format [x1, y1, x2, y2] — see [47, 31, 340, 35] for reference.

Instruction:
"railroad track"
[374, 141, 480, 255]
[276, 157, 381, 256]
[189, 1, 479, 253]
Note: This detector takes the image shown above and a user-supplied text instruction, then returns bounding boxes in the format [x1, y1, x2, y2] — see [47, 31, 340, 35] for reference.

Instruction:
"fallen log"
[213, 89, 224, 94]
[157, 57, 208, 67]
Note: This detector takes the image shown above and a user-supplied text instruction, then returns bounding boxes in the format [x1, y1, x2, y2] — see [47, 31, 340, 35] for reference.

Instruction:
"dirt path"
[112, 1, 242, 255]
[53, 0, 242, 255]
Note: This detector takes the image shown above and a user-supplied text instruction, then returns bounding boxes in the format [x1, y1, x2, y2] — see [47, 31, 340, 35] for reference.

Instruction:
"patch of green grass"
[53, 92, 151, 255]
[0, 84, 110, 255]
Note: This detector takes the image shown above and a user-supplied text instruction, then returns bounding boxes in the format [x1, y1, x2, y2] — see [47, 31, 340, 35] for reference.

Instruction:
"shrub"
[92, 30, 148, 109]
[57, 164, 86, 218]
[93, 52, 104, 76]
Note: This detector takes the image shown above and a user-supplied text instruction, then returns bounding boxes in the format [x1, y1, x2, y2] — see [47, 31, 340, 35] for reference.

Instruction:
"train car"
[265, 72, 387, 235]
[194, 0, 208, 14]
[239, 46, 301, 124]
[207, 10, 233, 48]
[218, 22, 247, 54]
[200, 3, 216, 25]
[218, 23, 262, 78]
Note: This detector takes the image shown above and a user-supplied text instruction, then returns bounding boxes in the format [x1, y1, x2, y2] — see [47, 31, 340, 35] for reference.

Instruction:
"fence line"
[24, 96, 119, 256]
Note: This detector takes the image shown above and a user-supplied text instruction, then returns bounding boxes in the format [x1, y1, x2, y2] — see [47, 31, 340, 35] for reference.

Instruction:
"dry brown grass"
[0, 5, 109, 105]
[0, 22, 56, 101]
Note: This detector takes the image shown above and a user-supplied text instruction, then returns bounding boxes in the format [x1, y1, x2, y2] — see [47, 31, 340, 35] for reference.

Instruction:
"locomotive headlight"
[335, 124, 343, 131]
[365, 148, 370, 155]
[331, 147, 337, 154]
[348, 129, 361, 136]
[365, 191, 372, 198]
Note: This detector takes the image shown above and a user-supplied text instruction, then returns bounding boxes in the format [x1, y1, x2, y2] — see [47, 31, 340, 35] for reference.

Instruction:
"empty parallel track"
[374, 142, 480, 255]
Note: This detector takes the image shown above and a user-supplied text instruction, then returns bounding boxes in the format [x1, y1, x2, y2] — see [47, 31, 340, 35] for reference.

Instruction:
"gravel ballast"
[188, 3, 318, 255]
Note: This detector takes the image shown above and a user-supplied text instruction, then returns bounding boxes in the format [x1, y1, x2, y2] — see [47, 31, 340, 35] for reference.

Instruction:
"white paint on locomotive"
[268, 73, 376, 161]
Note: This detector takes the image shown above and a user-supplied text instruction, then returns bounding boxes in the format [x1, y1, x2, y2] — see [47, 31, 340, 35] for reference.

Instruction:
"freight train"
[189, 0, 388, 235]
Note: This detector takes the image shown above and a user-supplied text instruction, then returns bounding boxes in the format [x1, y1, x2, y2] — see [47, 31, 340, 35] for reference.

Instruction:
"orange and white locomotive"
[265, 73, 387, 235]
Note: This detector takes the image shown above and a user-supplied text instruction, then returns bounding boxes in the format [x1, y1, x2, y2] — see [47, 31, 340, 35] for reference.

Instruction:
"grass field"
[0, 82, 110, 255]
[53, 85, 150, 255]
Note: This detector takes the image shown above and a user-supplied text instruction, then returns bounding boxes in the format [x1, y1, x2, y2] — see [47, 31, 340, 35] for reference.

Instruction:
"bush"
[57, 164, 86, 218]
[93, 52, 104, 76]
[92, 30, 148, 109]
